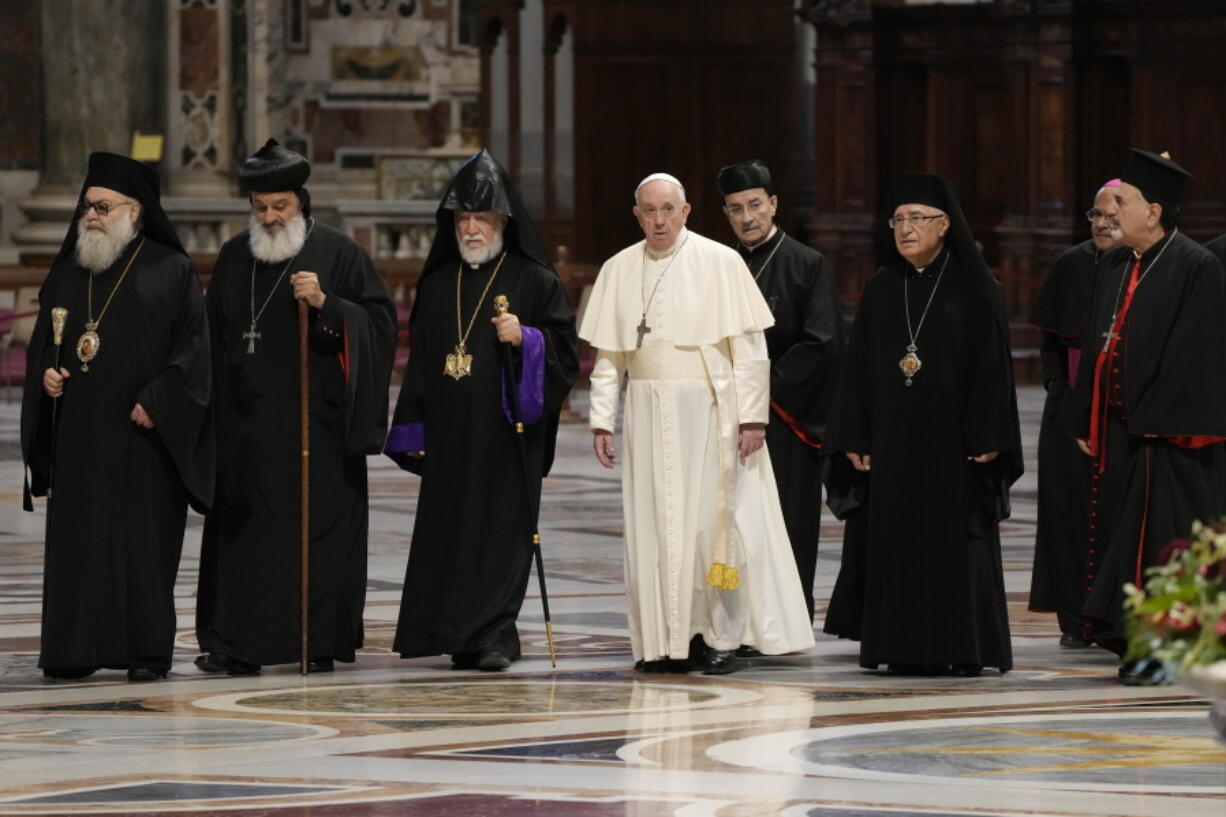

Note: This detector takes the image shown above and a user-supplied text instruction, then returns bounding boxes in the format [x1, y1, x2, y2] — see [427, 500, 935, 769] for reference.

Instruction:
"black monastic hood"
[53, 152, 186, 263]
[421, 149, 552, 274]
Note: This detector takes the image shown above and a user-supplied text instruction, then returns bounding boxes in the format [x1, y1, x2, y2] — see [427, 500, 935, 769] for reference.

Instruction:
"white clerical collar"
[645, 228, 688, 261]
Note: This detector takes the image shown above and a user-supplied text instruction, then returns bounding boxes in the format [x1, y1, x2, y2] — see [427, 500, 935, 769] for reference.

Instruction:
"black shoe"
[43, 667, 95, 680]
[476, 650, 511, 671]
[686, 635, 707, 670]
[702, 649, 738, 675]
[735, 645, 762, 658]
[194, 653, 259, 676]
[127, 667, 167, 682]
[950, 663, 983, 678]
[1119, 658, 1172, 686]
[636, 659, 670, 673]
[307, 658, 334, 674]
[1059, 634, 1092, 649]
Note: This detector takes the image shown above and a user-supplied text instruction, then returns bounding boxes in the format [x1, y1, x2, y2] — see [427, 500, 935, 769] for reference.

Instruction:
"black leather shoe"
[127, 667, 167, 682]
[1119, 658, 1172, 686]
[194, 653, 259, 675]
[1059, 634, 1092, 649]
[43, 667, 95, 680]
[702, 649, 738, 675]
[476, 650, 511, 671]
[307, 658, 334, 674]
[950, 663, 983, 678]
[636, 659, 670, 673]
[735, 645, 762, 658]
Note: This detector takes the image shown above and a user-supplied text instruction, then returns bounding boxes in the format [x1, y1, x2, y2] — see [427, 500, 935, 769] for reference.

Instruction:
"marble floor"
[0, 386, 1222, 816]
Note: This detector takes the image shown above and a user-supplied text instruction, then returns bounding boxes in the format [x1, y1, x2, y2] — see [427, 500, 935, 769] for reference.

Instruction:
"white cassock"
[579, 227, 815, 662]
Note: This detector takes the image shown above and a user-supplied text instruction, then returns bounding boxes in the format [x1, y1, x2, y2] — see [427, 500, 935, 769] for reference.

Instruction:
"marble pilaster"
[13, 0, 165, 253]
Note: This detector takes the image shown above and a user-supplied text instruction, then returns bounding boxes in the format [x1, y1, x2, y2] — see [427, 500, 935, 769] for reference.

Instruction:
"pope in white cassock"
[579, 173, 815, 675]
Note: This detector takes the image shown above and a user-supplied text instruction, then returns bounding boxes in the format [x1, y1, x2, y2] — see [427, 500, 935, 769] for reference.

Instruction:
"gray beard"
[75, 215, 138, 273]
[458, 233, 504, 266]
[248, 213, 308, 263]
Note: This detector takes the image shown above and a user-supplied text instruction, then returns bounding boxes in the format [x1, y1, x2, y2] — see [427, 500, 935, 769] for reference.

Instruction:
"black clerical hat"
[438, 149, 515, 216]
[891, 172, 949, 212]
[84, 152, 161, 201]
[716, 160, 773, 197]
[423, 149, 551, 272]
[238, 139, 311, 193]
[1121, 148, 1192, 207]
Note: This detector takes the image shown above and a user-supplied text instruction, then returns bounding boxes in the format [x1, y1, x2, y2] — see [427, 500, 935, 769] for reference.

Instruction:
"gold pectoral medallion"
[899, 343, 921, 387]
[444, 343, 473, 380]
[77, 322, 100, 372]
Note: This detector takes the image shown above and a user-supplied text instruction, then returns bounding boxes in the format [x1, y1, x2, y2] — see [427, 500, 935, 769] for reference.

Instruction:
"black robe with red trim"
[1026, 240, 1100, 635]
[1070, 231, 1226, 643]
[197, 221, 396, 666]
[736, 229, 844, 619]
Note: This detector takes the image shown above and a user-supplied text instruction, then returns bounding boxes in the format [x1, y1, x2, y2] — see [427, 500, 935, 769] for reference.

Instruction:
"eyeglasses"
[79, 199, 135, 217]
[1085, 209, 1119, 223]
[888, 214, 944, 230]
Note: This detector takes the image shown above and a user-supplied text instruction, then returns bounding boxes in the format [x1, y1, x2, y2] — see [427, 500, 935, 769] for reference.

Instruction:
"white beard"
[458, 232, 504, 266]
[75, 214, 138, 273]
[248, 212, 308, 263]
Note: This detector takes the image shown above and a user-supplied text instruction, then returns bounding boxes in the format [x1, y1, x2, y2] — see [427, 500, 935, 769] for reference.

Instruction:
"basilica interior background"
[0, 1, 1224, 815]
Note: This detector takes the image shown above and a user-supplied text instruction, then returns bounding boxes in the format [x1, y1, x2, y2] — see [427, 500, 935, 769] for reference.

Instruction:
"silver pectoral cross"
[636, 317, 651, 349]
[243, 323, 262, 354]
[1101, 328, 1120, 353]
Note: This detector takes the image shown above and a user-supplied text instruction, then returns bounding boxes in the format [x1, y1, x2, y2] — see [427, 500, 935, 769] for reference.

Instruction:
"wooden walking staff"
[297, 298, 311, 675]
[493, 294, 558, 666]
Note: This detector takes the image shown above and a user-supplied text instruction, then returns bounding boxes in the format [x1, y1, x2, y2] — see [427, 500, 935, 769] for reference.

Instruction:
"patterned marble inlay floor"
[0, 387, 1221, 816]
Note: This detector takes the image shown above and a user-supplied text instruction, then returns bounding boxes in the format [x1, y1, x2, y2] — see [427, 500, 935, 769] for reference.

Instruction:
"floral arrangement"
[1124, 520, 1226, 674]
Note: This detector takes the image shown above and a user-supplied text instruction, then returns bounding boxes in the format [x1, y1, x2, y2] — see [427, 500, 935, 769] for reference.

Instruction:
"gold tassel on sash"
[702, 340, 742, 591]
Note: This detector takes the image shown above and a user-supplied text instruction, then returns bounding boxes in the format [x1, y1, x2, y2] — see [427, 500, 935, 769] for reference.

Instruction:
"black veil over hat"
[886, 172, 998, 318]
[54, 152, 186, 263]
[421, 149, 552, 275]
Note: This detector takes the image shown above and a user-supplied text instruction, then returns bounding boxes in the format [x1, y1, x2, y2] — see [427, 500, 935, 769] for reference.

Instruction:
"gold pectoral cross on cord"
[636, 317, 651, 349]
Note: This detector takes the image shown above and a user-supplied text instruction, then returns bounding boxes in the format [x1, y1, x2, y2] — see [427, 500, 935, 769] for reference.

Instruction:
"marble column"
[14, 0, 165, 254]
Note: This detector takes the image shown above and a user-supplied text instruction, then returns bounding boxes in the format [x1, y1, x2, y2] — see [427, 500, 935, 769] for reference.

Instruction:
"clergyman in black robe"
[715, 159, 844, 621]
[1026, 180, 1121, 648]
[21, 152, 213, 681]
[385, 150, 578, 671]
[196, 140, 396, 673]
[1067, 150, 1226, 682]
[823, 172, 1021, 676]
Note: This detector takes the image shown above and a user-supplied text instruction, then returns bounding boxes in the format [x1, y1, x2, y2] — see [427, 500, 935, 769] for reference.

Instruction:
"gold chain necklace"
[444, 251, 508, 380]
[76, 237, 145, 372]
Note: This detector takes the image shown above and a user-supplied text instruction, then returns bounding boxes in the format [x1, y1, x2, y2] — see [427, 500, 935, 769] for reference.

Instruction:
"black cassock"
[736, 230, 843, 619]
[21, 237, 213, 672]
[823, 251, 1019, 670]
[1070, 231, 1226, 644]
[1026, 240, 1100, 637]
[198, 221, 396, 665]
[1207, 233, 1226, 268]
[386, 252, 577, 660]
